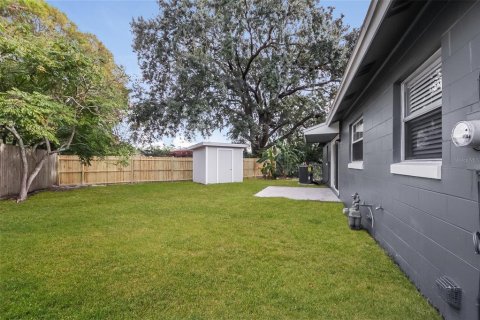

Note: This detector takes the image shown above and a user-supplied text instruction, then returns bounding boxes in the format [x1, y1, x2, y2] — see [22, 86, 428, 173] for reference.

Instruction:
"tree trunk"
[16, 144, 29, 202]
[16, 147, 51, 202]
[7, 126, 30, 202]
[6, 126, 74, 202]
[250, 141, 263, 157]
[26, 155, 49, 195]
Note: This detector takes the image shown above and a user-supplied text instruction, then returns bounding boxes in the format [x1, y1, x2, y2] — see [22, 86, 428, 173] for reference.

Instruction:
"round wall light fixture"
[451, 120, 480, 149]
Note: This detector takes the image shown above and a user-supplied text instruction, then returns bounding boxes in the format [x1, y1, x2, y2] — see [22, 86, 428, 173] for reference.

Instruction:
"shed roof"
[188, 142, 248, 150]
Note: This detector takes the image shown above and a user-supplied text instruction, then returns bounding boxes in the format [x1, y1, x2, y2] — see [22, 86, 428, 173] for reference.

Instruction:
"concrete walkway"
[255, 186, 341, 202]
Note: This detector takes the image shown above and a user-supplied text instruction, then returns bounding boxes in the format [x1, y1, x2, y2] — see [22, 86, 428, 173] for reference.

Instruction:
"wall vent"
[435, 276, 462, 309]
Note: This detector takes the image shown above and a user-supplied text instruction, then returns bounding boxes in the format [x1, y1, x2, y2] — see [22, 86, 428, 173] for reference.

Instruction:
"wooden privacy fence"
[243, 158, 263, 178]
[0, 144, 57, 198]
[58, 156, 263, 186]
[58, 156, 193, 186]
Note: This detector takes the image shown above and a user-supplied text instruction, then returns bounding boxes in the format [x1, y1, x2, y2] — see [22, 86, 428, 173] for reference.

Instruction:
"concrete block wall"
[336, 2, 480, 319]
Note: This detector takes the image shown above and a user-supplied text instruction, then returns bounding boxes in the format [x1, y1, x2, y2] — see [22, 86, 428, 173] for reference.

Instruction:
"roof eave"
[326, 0, 392, 126]
[188, 142, 249, 150]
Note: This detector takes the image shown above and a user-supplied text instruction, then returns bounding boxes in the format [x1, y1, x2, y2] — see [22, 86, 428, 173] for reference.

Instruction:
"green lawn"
[0, 179, 440, 319]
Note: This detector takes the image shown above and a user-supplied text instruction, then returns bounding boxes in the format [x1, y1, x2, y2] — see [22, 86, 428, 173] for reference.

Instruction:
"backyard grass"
[0, 179, 440, 319]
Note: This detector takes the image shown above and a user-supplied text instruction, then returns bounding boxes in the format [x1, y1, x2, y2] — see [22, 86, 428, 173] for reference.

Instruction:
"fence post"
[81, 162, 85, 185]
[130, 157, 134, 183]
[56, 155, 60, 186]
[170, 157, 174, 181]
[106, 157, 108, 185]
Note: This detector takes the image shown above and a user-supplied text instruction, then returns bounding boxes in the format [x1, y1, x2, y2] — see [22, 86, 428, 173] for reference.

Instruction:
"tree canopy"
[131, 0, 358, 154]
[0, 0, 131, 201]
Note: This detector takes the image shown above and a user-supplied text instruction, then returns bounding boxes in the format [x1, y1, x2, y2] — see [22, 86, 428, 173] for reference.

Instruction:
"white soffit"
[304, 121, 340, 144]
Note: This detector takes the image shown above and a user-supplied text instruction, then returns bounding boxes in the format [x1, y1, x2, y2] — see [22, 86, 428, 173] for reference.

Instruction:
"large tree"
[131, 0, 357, 154]
[0, 0, 131, 201]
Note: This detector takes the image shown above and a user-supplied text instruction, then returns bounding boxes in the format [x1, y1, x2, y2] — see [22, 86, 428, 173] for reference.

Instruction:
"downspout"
[333, 121, 342, 193]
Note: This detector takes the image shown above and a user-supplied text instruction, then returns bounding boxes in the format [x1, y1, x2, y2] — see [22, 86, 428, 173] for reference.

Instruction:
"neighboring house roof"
[188, 142, 248, 150]
[305, 0, 431, 144]
[169, 149, 193, 157]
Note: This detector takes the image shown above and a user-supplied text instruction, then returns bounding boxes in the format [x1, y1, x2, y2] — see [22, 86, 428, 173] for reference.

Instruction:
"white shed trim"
[189, 142, 248, 150]
[205, 146, 209, 184]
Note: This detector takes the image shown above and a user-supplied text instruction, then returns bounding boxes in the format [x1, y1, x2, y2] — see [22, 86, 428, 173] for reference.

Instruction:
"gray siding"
[336, 2, 480, 319]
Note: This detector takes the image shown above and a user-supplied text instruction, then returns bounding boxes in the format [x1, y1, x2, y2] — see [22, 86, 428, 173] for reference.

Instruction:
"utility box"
[299, 165, 309, 184]
[189, 142, 248, 184]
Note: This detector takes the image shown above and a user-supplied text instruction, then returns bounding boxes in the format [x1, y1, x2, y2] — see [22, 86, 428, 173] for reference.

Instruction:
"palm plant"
[257, 145, 280, 179]
[276, 141, 303, 177]
[257, 142, 304, 179]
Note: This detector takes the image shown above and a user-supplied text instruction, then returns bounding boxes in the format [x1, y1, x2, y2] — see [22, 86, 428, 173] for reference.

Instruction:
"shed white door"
[217, 149, 233, 183]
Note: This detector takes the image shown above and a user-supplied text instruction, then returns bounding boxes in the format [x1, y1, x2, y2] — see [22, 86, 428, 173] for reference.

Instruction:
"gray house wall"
[335, 2, 479, 319]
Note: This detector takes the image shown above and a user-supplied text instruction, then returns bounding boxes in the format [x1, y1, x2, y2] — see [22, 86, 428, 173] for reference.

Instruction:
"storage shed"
[189, 142, 248, 184]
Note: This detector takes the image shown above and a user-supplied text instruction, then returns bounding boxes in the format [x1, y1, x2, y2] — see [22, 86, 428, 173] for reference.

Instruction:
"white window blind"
[405, 59, 442, 117]
[402, 52, 442, 160]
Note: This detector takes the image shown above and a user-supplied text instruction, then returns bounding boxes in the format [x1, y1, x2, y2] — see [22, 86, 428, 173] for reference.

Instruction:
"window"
[351, 117, 363, 162]
[402, 51, 442, 160]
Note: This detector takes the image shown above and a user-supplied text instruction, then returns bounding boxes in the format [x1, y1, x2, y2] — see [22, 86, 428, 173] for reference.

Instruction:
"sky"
[47, 0, 370, 148]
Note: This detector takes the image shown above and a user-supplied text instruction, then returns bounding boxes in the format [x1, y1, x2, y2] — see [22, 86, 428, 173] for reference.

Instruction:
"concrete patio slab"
[255, 186, 341, 202]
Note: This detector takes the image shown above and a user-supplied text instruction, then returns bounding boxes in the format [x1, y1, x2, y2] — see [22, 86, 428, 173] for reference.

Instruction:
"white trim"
[348, 161, 364, 170]
[403, 102, 441, 122]
[390, 161, 442, 180]
[351, 117, 364, 144]
[189, 142, 247, 150]
[205, 146, 209, 184]
[350, 116, 364, 162]
[330, 135, 340, 193]
[304, 121, 340, 134]
[304, 121, 340, 144]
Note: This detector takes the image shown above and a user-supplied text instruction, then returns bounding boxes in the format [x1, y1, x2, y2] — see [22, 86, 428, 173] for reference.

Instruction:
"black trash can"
[299, 165, 309, 184]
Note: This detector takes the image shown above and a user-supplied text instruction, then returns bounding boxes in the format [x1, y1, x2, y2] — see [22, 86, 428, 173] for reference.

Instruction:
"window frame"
[350, 116, 364, 164]
[400, 49, 442, 161]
